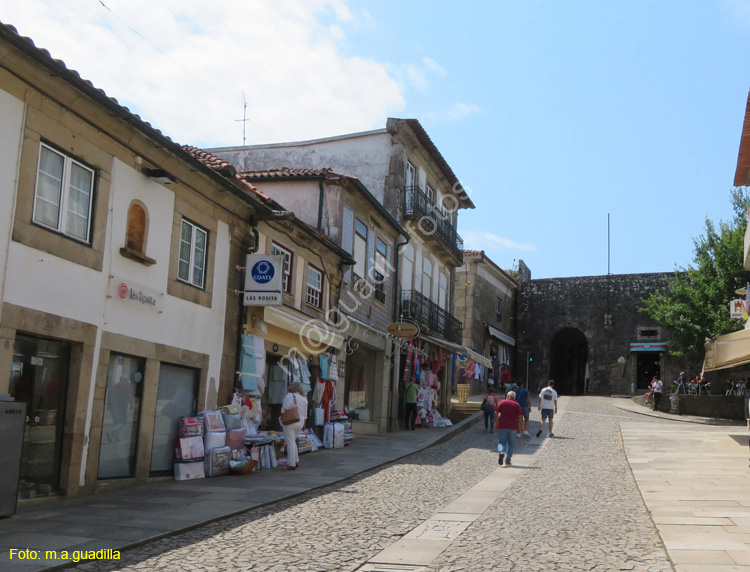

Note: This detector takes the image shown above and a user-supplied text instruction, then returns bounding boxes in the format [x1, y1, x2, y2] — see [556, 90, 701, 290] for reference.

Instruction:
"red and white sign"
[730, 299, 745, 319]
[108, 275, 163, 313]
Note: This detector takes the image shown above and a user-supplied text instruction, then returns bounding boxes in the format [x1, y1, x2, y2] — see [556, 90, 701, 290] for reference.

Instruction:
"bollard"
[669, 394, 680, 415]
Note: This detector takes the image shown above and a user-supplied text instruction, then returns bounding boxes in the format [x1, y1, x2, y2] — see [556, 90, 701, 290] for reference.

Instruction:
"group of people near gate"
[481, 380, 558, 467]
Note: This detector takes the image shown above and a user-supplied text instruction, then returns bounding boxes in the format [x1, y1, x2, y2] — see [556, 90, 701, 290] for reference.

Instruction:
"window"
[271, 243, 293, 294]
[425, 184, 435, 204]
[354, 218, 368, 278]
[402, 243, 414, 292]
[33, 143, 94, 242]
[496, 297, 503, 321]
[405, 161, 416, 188]
[374, 237, 387, 304]
[178, 219, 208, 288]
[422, 257, 432, 299]
[306, 265, 323, 308]
[439, 272, 448, 310]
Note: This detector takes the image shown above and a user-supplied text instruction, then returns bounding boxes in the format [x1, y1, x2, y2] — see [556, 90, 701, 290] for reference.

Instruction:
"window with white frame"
[496, 297, 503, 321]
[271, 243, 293, 294]
[178, 219, 208, 288]
[374, 237, 387, 304]
[422, 257, 432, 300]
[306, 265, 323, 308]
[405, 161, 416, 188]
[402, 242, 414, 292]
[33, 143, 95, 243]
[354, 217, 368, 278]
[425, 184, 435, 204]
[439, 272, 448, 310]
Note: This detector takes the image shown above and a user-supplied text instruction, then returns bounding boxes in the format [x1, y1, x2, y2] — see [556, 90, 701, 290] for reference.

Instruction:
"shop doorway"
[150, 363, 198, 475]
[9, 334, 70, 499]
[549, 328, 588, 395]
[98, 354, 145, 479]
[635, 353, 661, 390]
[345, 346, 375, 422]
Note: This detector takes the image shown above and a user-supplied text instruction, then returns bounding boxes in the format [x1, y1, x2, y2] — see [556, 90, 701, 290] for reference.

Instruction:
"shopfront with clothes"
[398, 336, 456, 429]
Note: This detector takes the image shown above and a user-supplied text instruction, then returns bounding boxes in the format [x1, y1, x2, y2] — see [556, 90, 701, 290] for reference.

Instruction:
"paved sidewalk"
[612, 395, 745, 426]
[617, 396, 750, 572]
[0, 411, 482, 572]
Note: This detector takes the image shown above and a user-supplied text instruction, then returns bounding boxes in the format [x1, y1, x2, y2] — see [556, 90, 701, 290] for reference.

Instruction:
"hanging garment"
[300, 359, 312, 392]
[464, 361, 476, 379]
[319, 354, 330, 380]
[328, 353, 338, 382]
[321, 379, 336, 424]
[474, 364, 483, 380]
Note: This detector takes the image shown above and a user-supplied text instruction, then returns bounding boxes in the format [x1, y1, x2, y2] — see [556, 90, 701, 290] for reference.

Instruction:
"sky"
[3, 0, 750, 279]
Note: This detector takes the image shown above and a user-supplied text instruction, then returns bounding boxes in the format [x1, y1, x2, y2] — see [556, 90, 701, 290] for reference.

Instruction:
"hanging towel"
[319, 354, 330, 380]
[300, 358, 312, 392]
[328, 353, 338, 382]
[253, 335, 266, 394]
[239, 334, 259, 392]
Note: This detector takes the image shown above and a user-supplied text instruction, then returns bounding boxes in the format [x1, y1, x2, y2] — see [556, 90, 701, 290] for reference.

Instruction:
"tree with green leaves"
[640, 188, 750, 360]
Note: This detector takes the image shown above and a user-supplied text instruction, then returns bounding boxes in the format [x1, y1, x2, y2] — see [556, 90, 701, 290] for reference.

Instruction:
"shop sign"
[730, 299, 745, 319]
[109, 276, 163, 312]
[244, 254, 283, 307]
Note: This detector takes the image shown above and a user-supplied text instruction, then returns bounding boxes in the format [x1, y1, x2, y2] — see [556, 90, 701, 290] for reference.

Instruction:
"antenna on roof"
[235, 92, 249, 146]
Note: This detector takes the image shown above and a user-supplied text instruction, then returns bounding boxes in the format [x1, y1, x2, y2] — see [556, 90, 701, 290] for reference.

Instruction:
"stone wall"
[517, 273, 701, 395]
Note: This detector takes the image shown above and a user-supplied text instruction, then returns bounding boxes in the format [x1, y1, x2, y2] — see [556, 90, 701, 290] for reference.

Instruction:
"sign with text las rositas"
[108, 276, 163, 312]
[244, 254, 283, 306]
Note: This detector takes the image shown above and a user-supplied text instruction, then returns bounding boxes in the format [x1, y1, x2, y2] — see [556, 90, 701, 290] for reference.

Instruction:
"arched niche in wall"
[120, 200, 156, 266]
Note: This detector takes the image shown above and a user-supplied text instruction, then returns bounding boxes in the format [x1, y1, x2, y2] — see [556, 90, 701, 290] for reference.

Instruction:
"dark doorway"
[550, 328, 588, 395]
[635, 352, 661, 390]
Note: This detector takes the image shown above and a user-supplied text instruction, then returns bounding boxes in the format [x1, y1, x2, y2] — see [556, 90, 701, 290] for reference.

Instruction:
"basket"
[229, 459, 257, 475]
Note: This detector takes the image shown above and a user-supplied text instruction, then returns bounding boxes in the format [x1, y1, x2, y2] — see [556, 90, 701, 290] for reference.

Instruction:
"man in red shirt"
[494, 390, 524, 467]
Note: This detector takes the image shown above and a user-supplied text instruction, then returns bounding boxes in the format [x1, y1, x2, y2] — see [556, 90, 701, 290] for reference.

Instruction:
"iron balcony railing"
[402, 186, 463, 262]
[400, 289, 462, 344]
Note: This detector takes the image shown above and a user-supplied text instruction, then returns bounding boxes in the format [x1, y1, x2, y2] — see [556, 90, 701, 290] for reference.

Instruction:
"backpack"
[482, 394, 496, 408]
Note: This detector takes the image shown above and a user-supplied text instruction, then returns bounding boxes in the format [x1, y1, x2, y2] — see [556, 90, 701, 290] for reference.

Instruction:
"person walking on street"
[404, 378, 419, 430]
[536, 380, 558, 438]
[482, 386, 499, 433]
[514, 382, 531, 437]
[494, 390, 524, 467]
[650, 376, 663, 411]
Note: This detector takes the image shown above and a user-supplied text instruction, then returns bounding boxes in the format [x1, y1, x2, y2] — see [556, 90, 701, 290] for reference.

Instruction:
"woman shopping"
[280, 381, 308, 471]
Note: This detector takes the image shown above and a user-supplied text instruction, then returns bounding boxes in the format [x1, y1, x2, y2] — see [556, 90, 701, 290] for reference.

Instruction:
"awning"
[264, 306, 345, 353]
[703, 328, 750, 371]
[629, 342, 667, 352]
[421, 334, 465, 354]
[486, 324, 516, 347]
[462, 347, 492, 368]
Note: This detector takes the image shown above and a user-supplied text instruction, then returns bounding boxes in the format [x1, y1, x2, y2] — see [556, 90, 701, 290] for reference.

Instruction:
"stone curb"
[610, 396, 745, 426]
[36, 412, 483, 572]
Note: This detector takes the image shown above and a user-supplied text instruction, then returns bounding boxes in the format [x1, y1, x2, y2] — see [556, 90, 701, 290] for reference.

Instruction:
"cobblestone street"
[65, 397, 680, 572]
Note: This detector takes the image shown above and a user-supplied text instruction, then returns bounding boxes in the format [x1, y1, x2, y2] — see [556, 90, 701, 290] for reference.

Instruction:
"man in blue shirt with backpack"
[514, 382, 531, 437]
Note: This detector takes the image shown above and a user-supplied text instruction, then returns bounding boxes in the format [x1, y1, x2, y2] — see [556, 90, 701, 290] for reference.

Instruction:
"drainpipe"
[317, 179, 325, 232]
[387, 234, 411, 432]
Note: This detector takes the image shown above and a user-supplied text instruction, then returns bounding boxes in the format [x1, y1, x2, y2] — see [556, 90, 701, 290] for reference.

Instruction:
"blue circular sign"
[251, 260, 275, 284]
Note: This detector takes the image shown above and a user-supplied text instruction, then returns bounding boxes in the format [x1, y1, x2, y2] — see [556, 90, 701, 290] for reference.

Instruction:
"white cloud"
[2, 0, 404, 146]
[463, 231, 536, 252]
[422, 56, 446, 77]
[424, 102, 481, 123]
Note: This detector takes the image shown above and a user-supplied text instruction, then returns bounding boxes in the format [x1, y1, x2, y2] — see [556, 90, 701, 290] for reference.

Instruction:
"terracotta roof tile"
[241, 167, 336, 179]
[462, 249, 483, 257]
[182, 146, 271, 201]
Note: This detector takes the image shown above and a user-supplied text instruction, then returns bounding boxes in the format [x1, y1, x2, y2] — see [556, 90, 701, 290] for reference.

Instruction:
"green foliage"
[640, 188, 750, 359]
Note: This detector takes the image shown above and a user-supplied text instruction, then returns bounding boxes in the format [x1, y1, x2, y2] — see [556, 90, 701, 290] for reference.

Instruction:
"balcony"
[402, 186, 463, 263]
[400, 290, 462, 344]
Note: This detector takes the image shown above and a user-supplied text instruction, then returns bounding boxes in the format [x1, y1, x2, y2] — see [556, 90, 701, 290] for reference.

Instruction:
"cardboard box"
[174, 460, 205, 480]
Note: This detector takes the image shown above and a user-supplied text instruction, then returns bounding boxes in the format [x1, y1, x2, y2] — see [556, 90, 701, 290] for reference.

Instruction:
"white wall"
[211, 131, 392, 202]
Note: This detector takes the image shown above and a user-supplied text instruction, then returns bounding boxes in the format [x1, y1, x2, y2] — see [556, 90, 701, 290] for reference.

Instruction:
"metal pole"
[526, 350, 530, 387]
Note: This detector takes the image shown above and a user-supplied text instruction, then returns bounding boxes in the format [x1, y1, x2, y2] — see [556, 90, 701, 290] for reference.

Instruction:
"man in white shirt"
[536, 380, 559, 438]
[650, 376, 663, 411]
